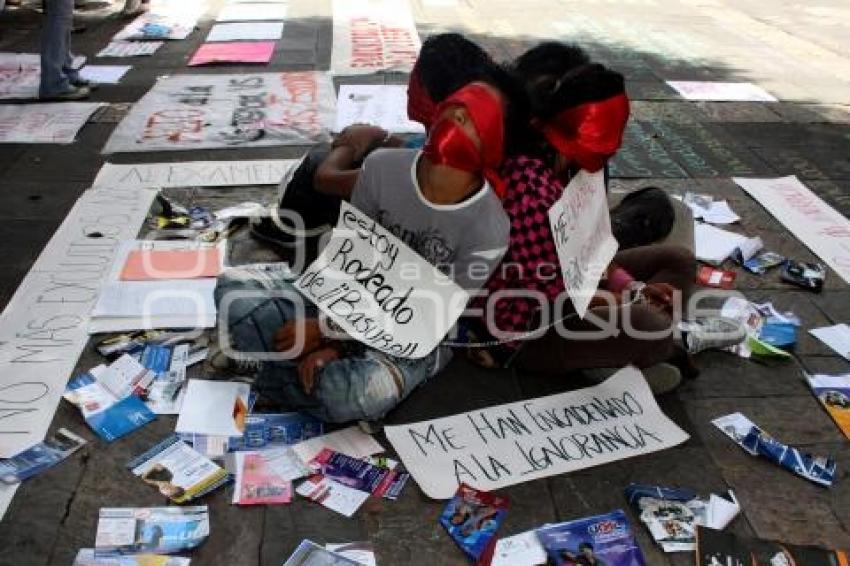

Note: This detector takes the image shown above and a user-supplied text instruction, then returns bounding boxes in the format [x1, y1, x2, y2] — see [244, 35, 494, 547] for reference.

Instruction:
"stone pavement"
[0, 0, 849, 564]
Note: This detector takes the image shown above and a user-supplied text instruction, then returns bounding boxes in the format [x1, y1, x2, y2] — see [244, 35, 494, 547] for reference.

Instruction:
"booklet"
[624, 484, 740, 553]
[144, 344, 189, 415]
[73, 550, 190, 565]
[228, 413, 323, 451]
[283, 540, 362, 566]
[439, 484, 509, 564]
[295, 476, 371, 518]
[536, 510, 646, 566]
[95, 506, 209, 556]
[696, 525, 849, 565]
[806, 372, 850, 439]
[713, 412, 836, 487]
[65, 373, 156, 442]
[232, 451, 291, 505]
[128, 436, 229, 503]
[0, 428, 86, 484]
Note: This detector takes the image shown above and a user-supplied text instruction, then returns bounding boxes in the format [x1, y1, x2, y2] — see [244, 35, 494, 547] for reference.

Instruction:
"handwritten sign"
[294, 202, 469, 359]
[385, 366, 689, 499]
[0, 185, 157, 459]
[92, 160, 297, 189]
[0, 103, 102, 144]
[548, 169, 619, 317]
[734, 176, 850, 284]
[103, 72, 335, 153]
[334, 85, 425, 133]
[330, 0, 421, 75]
[0, 53, 40, 100]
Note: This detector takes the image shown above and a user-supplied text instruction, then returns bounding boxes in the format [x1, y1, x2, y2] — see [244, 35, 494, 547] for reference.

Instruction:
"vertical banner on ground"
[547, 169, 619, 318]
[330, 0, 421, 75]
[385, 366, 690, 499]
[294, 202, 469, 359]
[0, 185, 157, 459]
[102, 72, 335, 153]
[734, 175, 850, 284]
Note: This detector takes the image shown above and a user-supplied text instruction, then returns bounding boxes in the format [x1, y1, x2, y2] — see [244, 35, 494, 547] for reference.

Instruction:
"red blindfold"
[539, 93, 630, 172]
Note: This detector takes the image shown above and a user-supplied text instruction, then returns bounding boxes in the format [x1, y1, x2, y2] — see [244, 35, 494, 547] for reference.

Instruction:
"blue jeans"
[40, 0, 79, 97]
[215, 265, 438, 423]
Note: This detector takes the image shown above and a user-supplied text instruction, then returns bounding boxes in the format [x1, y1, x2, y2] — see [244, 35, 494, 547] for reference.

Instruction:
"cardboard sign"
[734, 176, 850, 284]
[189, 41, 276, 65]
[0, 53, 40, 100]
[294, 202, 469, 359]
[0, 103, 102, 144]
[547, 169, 619, 317]
[92, 159, 296, 189]
[385, 366, 690, 499]
[0, 185, 157, 459]
[103, 72, 335, 153]
[334, 85, 425, 133]
[330, 0, 421, 75]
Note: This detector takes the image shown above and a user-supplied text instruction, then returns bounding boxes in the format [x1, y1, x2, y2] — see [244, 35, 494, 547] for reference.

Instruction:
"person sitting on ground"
[465, 44, 745, 393]
[249, 32, 508, 253]
[214, 81, 512, 425]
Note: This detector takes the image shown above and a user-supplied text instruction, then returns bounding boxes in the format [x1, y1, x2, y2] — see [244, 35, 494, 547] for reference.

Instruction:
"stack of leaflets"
[65, 355, 157, 442]
[624, 484, 740, 552]
[536, 510, 646, 566]
[439, 484, 509, 564]
[696, 525, 849, 565]
[713, 412, 836, 487]
[94, 506, 209, 556]
[128, 436, 229, 503]
[0, 429, 86, 484]
[295, 449, 410, 517]
[142, 344, 189, 415]
[806, 372, 850, 439]
[231, 451, 291, 505]
[73, 550, 190, 565]
[282, 540, 361, 566]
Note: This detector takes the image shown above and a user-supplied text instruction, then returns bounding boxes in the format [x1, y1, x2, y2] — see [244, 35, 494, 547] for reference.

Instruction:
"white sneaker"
[641, 363, 682, 395]
[681, 317, 747, 354]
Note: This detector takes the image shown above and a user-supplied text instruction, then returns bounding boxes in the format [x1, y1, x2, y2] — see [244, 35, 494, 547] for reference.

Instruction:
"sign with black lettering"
[385, 366, 689, 499]
[103, 72, 336, 153]
[548, 169, 619, 317]
[294, 202, 469, 359]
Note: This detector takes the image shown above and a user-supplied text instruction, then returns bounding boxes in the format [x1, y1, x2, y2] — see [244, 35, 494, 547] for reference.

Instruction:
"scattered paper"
[97, 41, 163, 57]
[73, 550, 190, 565]
[537, 510, 646, 565]
[64, 370, 156, 442]
[694, 222, 749, 264]
[335, 85, 425, 133]
[810, 324, 850, 361]
[683, 193, 740, 224]
[492, 531, 547, 566]
[79, 65, 131, 84]
[95, 506, 209, 556]
[175, 380, 251, 437]
[296, 476, 371, 517]
[291, 426, 383, 463]
[189, 41, 275, 65]
[232, 451, 291, 505]
[806, 372, 850, 439]
[325, 543, 376, 566]
[666, 81, 777, 102]
[263, 447, 312, 482]
[0, 428, 86, 484]
[284, 540, 362, 566]
[0, 102, 102, 144]
[216, 3, 287, 21]
[206, 22, 284, 42]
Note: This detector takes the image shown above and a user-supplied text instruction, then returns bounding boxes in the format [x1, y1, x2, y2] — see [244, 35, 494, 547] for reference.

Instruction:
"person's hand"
[334, 124, 388, 160]
[642, 282, 676, 313]
[273, 318, 322, 357]
[298, 346, 340, 393]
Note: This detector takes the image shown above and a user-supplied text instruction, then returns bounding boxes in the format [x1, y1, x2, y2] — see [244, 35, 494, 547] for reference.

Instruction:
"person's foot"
[641, 363, 683, 395]
[39, 85, 90, 101]
[207, 343, 262, 375]
[70, 77, 98, 90]
[680, 316, 747, 354]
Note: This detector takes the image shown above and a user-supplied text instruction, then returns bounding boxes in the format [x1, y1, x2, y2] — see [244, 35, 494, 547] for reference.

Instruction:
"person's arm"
[314, 145, 361, 198]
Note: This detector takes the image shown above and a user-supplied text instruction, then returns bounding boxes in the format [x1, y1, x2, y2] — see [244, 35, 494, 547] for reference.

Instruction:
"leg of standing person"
[39, 0, 87, 99]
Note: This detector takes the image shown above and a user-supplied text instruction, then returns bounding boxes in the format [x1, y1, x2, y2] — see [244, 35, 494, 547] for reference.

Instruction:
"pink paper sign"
[188, 41, 275, 66]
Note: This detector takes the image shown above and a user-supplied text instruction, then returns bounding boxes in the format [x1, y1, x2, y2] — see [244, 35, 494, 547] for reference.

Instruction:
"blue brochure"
[65, 373, 156, 442]
[0, 428, 87, 483]
[536, 510, 647, 566]
[228, 412, 323, 451]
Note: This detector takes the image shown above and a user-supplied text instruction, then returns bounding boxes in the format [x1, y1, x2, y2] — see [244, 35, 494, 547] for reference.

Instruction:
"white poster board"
[0, 185, 157, 459]
[385, 366, 690, 499]
[330, 0, 421, 75]
[0, 103, 102, 144]
[294, 201, 469, 359]
[548, 169, 619, 317]
[93, 159, 297, 189]
[334, 85, 425, 133]
[733, 176, 850, 284]
[666, 81, 777, 102]
[103, 72, 335, 153]
[0, 53, 40, 100]
[97, 41, 164, 58]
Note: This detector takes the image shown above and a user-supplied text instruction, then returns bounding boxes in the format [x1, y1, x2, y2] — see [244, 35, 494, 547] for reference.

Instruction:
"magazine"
[439, 484, 509, 564]
[95, 506, 209, 556]
[806, 372, 850, 440]
[696, 525, 849, 565]
[536, 510, 646, 566]
[232, 451, 291, 505]
[73, 549, 190, 565]
[65, 372, 156, 442]
[0, 428, 86, 484]
[228, 412, 323, 451]
[127, 436, 229, 503]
